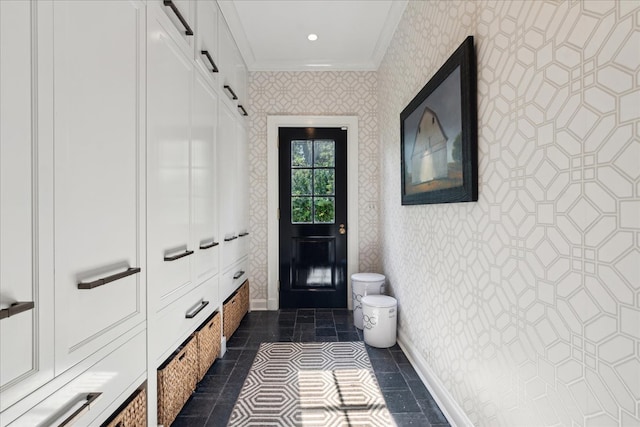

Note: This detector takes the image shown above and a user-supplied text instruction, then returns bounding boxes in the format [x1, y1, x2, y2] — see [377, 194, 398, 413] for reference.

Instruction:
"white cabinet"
[154, 0, 195, 56]
[1, 1, 147, 424]
[195, 0, 220, 84]
[218, 102, 249, 272]
[192, 71, 220, 284]
[218, 13, 246, 109]
[236, 122, 250, 260]
[147, 7, 194, 311]
[52, 0, 146, 375]
[218, 103, 240, 271]
[0, 0, 54, 411]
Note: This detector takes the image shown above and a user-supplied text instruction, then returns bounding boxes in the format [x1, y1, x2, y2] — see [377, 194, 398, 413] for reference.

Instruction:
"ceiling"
[217, 0, 408, 71]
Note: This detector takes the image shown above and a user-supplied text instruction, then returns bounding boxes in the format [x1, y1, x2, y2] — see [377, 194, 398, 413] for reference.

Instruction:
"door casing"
[266, 116, 359, 311]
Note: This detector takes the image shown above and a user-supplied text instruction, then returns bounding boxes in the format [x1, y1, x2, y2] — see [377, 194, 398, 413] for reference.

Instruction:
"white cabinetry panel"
[52, 0, 145, 374]
[154, 0, 195, 55]
[236, 123, 250, 260]
[0, 0, 54, 410]
[147, 8, 194, 310]
[195, 0, 219, 84]
[218, 102, 240, 271]
[192, 71, 219, 284]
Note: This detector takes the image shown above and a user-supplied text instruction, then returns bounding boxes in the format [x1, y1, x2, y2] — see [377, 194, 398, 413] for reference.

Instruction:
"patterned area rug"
[228, 342, 395, 426]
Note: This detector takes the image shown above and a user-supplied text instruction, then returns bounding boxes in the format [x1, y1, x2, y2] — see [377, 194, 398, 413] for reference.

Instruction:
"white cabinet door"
[192, 70, 219, 284]
[218, 15, 240, 107]
[218, 102, 240, 271]
[236, 122, 250, 260]
[0, 0, 54, 410]
[153, 0, 195, 56]
[147, 8, 194, 311]
[52, 0, 146, 374]
[195, 0, 219, 84]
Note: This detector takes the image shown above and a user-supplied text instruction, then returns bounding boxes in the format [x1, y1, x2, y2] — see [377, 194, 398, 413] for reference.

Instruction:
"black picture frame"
[400, 36, 478, 205]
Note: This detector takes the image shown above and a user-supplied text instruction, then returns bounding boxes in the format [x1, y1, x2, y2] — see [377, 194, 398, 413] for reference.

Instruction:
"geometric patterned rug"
[228, 342, 396, 426]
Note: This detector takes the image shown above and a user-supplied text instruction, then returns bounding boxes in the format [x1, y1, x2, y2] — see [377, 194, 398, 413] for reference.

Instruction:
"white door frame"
[266, 115, 359, 310]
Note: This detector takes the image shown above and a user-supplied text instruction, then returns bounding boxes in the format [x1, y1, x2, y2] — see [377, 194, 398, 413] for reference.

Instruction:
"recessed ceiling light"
[307, 33, 318, 41]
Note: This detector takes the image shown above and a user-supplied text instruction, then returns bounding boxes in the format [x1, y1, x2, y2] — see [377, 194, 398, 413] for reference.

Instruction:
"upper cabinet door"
[218, 103, 240, 271]
[153, 0, 195, 58]
[0, 0, 54, 410]
[147, 7, 194, 311]
[192, 71, 219, 284]
[236, 122, 250, 260]
[218, 15, 240, 107]
[195, 0, 219, 86]
[52, 0, 146, 374]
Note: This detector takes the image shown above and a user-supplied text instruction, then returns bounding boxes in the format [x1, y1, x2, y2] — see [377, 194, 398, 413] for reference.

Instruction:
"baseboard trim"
[250, 299, 267, 311]
[397, 328, 474, 427]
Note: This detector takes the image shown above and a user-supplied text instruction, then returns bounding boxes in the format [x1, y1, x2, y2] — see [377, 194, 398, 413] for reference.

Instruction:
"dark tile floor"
[172, 309, 450, 427]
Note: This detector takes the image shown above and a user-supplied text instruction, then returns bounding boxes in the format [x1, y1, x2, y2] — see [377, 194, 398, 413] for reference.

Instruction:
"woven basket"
[223, 280, 250, 339]
[102, 385, 146, 427]
[195, 311, 221, 381]
[157, 336, 198, 427]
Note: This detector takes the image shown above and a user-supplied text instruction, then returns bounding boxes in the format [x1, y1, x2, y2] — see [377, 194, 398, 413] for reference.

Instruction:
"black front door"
[278, 127, 348, 308]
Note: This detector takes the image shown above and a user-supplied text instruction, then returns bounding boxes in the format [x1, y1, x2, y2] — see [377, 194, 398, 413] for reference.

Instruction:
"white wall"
[378, 1, 639, 425]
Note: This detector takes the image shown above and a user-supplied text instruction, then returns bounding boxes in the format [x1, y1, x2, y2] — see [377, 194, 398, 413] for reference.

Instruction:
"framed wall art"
[400, 35, 478, 205]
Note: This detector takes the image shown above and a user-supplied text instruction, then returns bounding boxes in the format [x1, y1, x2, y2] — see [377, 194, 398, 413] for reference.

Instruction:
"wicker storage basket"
[157, 336, 198, 427]
[101, 385, 146, 427]
[195, 311, 221, 381]
[223, 280, 249, 339]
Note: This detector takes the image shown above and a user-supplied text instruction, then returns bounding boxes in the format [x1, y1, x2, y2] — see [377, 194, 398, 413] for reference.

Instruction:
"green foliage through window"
[290, 139, 336, 224]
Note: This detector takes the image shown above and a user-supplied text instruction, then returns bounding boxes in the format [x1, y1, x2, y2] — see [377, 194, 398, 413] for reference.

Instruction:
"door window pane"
[314, 140, 335, 167]
[292, 197, 312, 223]
[292, 169, 312, 195]
[292, 140, 312, 167]
[313, 169, 334, 195]
[314, 197, 335, 223]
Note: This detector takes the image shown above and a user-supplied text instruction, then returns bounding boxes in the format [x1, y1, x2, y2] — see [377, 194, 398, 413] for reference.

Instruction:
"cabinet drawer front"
[8, 331, 146, 427]
[220, 259, 248, 303]
[151, 276, 219, 364]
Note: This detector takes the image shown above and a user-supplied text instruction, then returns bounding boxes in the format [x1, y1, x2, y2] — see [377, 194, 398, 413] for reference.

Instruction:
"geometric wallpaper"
[247, 71, 380, 303]
[377, 1, 639, 426]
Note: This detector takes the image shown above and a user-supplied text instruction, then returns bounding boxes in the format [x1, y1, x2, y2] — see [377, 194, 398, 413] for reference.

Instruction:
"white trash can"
[351, 273, 385, 329]
[362, 295, 397, 348]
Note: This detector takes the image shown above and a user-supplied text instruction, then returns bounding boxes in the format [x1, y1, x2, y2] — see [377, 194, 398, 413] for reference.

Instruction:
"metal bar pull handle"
[201, 50, 219, 73]
[78, 267, 141, 290]
[233, 270, 245, 280]
[56, 393, 102, 427]
[223, 85, 238, 100]
[0, 301, 35, 320]
[199, 241, 219, 250]
[238, 105, 248, 116]
[163, 0, 194, 35]
[224, 235, 238, 242]
[164, 250, 194, 262]
[239, 232, 249, 237]
[186, 300, 209, 319]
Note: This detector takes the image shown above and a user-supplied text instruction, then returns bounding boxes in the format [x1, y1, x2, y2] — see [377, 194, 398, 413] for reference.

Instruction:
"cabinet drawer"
[220, 258, 248, 302]
[8, 331, 146, 427]
[150, 276, 219, 364]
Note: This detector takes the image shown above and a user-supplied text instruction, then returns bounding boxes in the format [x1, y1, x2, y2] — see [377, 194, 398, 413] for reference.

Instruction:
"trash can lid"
[351, 273, 385, 282]
[362, 295, 396, 308]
